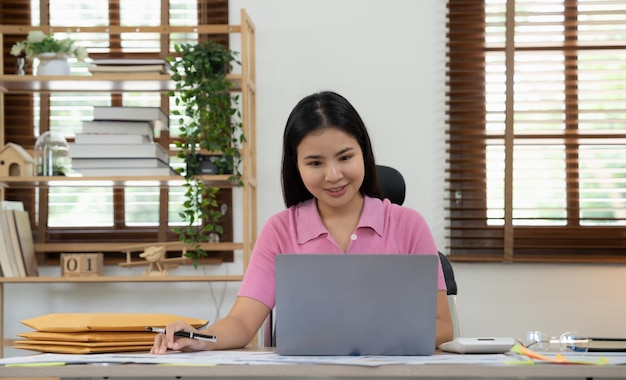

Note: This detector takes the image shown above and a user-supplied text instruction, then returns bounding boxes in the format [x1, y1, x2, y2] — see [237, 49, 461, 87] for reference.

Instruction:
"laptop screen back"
[275, 254, 438, 356]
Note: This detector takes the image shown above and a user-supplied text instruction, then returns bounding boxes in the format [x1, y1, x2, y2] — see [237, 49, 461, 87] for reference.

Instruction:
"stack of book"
[0, 201, 38, 278]
[69, 106, 178, 177]
[87, 58, 171, 75]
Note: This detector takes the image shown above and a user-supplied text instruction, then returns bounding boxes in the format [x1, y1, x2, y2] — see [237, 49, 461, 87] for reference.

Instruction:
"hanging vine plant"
[169, 40, 245, 266]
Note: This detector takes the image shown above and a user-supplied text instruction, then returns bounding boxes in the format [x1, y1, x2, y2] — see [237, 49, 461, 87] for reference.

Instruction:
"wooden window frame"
[1, 0, 233, 264]
[446, 0, 626, 263]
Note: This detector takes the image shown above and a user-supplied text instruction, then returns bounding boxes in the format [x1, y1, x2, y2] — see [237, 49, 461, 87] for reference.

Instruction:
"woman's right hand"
[150, 320, 212, 354]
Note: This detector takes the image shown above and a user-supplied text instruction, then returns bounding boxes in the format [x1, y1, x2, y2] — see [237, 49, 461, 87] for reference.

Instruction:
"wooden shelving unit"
[0, 73, 242, 93]
[0, 174, 234, 188]
[0, 275, 244, 283]
[0, 9, 257, 354]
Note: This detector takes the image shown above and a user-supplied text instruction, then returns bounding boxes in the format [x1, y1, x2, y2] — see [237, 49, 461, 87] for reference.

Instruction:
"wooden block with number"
[61, 253, 103, 277]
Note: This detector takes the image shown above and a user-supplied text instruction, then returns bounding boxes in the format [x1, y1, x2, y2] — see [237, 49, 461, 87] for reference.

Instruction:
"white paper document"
[2, 350, 626, 367]
[0, 351, 511, 367]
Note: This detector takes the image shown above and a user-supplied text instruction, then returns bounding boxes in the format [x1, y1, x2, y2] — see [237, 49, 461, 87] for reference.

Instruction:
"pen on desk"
[146, 326, 217, 342]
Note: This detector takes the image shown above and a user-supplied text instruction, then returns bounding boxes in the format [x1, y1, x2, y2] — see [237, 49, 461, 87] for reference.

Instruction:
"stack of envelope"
[14, 313, 208, 354]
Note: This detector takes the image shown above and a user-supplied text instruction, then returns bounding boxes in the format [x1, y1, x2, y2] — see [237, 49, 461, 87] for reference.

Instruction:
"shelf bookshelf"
[0, 9, 257, 355]
[0, 175, 235, 188]
[0, 275, 244, 284]
[0, 73, 243, 93]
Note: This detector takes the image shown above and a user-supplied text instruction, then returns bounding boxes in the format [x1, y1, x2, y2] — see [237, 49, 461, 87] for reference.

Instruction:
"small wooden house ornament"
[0, 143, 34, 177]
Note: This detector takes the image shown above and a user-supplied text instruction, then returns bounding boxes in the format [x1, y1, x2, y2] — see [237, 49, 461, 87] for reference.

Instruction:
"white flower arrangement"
[10, 31, 88, 61]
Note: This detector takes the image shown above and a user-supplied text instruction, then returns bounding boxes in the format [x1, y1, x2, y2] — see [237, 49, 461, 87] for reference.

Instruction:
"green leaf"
[170, 39, 245, 268]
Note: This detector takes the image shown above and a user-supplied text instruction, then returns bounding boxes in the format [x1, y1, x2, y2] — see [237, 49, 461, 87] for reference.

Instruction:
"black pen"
[146, 326, 217, 342]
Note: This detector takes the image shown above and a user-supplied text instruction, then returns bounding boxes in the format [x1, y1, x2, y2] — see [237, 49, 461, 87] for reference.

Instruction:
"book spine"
[0, 211, 21, 277]
[70, 158, 169, 169]
[75, 134, 151, 145]
[68, 143, 169, 162]
[81, 121, 155, 141]
[5, 210, 27, 277]
[0, 201, 26, 277]
[12, 211, 38, 277]
[92, 107, 169, 129]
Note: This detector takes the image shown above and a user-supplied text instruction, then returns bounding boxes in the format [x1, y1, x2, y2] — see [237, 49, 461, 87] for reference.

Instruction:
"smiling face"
[296, 127, 365, 214]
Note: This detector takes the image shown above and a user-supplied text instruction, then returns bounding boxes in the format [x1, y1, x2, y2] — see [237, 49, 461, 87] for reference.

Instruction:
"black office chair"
[376, 164, 460, 338]
[261, 165, 461, 346]
[376, 165, 406, 205]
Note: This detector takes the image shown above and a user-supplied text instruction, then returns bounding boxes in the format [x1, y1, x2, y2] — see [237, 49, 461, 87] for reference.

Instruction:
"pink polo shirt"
[238, 195, 446, 308]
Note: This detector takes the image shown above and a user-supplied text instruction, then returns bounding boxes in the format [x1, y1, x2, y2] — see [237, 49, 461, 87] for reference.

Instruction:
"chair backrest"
[376, 165, 406, 205]
[376, 164, 460, 338]
[438, 251, 460, 338]
[438, 252, 457, 296]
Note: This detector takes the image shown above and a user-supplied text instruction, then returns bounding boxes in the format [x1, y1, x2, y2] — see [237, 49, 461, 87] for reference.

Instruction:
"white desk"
[2, 361, 626, 379]
[1, 349, 626, 379]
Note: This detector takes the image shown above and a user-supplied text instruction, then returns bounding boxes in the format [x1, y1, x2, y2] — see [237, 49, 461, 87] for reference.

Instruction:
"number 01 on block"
[61, 253, 103, 277]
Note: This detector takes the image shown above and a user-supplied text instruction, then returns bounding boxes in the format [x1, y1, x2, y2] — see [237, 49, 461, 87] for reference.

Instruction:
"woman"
[151, 91, 453, 354]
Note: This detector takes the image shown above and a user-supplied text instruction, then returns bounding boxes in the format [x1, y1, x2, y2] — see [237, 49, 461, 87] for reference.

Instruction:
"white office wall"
[232, 0, 448, 241]
[229, 0, 626, 340]
[5, 0, 626, 357]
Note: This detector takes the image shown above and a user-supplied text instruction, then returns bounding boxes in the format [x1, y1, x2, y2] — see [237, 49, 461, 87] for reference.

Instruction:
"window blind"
[446, 0, 626, 262]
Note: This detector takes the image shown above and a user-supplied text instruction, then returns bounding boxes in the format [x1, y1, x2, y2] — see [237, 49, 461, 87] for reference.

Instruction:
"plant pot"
[36, 53, 70, 76]
[186, 154, 233, 175]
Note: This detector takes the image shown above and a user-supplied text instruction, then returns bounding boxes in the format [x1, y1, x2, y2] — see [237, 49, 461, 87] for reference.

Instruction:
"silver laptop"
[275, 254, 438, 356]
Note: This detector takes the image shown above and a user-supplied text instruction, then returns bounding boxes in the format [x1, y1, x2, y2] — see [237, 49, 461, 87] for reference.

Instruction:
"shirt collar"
[295, 196, 385, 244]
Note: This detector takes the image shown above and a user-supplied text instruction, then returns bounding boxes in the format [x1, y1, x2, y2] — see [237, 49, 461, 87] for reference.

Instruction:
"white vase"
[36, 53, 70, 76]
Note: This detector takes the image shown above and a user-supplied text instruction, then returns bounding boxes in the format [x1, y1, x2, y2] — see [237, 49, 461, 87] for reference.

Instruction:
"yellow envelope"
[15, 339, 151, 347]
[18, 331, 155, 342]
[14, 343, 153, 354]
[21, 313, 208, 332]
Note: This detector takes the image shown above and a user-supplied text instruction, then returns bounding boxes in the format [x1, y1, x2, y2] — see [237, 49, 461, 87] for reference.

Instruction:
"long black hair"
[281, 91, 383, 207]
